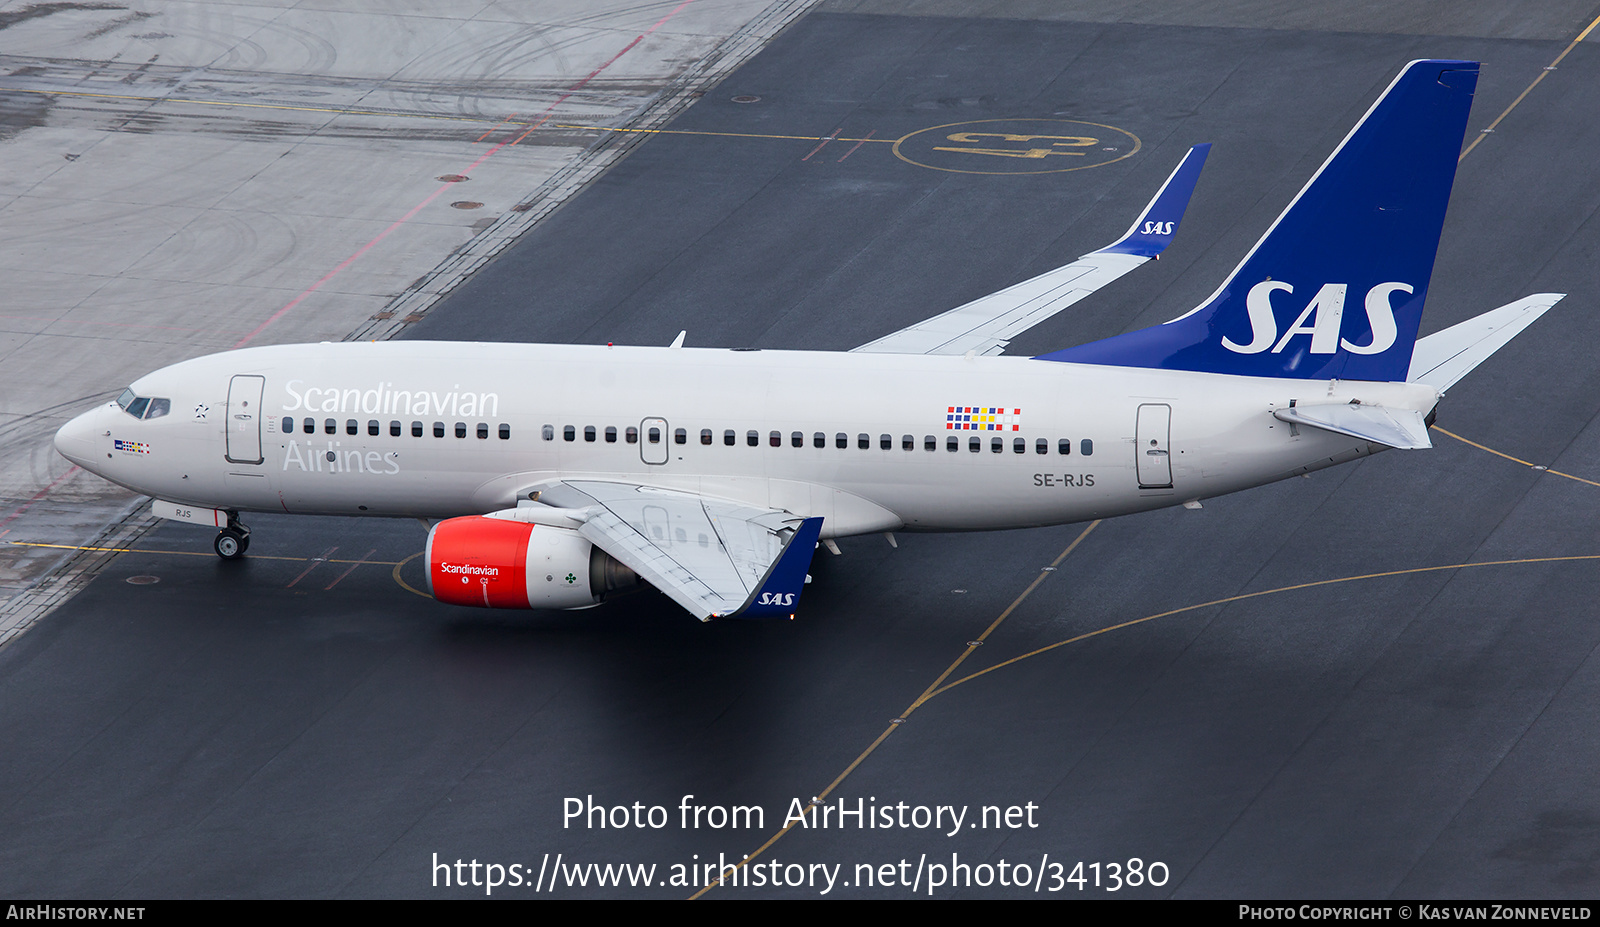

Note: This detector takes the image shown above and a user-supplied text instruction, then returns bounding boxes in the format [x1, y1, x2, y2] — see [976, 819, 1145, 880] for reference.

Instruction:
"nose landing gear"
[214, 514, 250, 559]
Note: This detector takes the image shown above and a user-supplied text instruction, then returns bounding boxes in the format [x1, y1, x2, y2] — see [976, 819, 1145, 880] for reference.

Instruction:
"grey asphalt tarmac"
[5, 8, 1600, 898]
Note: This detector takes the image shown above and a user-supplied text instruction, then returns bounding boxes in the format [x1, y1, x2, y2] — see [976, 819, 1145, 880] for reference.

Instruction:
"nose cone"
[55, 407, 102, 469]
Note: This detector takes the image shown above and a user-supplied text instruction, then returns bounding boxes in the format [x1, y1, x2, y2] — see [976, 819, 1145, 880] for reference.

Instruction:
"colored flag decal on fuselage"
[114, 439, 150, 454]
[946, 406, 1021, 431]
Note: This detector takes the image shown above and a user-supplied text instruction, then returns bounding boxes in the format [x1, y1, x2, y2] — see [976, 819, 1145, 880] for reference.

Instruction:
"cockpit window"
[116, 389, 171, 420]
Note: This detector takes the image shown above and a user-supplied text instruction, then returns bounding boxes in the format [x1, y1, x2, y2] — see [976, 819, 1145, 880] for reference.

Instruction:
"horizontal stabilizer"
[853, 144, 1209, 357]
[1273, 402, 1432, 450]
[1407, 294, 1563, 392]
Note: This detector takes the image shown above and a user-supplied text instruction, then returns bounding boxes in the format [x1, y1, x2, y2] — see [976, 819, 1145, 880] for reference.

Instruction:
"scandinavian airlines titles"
[1222, 280, 1412, 355]
[281, 379, 501, 418]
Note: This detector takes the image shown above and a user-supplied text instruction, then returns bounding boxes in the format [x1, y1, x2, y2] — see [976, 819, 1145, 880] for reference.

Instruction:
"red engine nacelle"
[425, 516, 637, 609]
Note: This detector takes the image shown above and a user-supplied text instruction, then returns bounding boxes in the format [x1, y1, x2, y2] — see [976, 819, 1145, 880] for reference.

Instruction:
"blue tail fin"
[1038, 60, 1479, 382]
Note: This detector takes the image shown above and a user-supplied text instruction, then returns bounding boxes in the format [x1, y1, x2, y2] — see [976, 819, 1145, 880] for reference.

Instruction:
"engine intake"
[425, 515, 637, 609]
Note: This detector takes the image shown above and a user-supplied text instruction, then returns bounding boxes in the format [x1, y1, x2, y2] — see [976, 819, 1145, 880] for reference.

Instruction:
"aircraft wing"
[559, 480, 823, 621]
[851, 143, 1209, 357]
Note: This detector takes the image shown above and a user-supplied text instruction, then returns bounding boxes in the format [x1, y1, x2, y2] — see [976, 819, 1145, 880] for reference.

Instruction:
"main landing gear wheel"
[214, 527, 249, 559]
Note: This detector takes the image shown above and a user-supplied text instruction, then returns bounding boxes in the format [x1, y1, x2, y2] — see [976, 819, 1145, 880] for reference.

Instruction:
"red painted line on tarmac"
[0, 467, 80, 531]
[837, 129, 874, 162]
[233, 0, 698, 349]
[287, 546, 338, 588]
[324, 548, 378, 590]
[802, 129, 841, 161]
[477, 113, 518, 143]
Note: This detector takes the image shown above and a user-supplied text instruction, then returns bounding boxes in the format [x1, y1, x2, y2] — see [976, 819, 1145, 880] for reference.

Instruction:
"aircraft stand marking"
[893, 119, 1140, 175]
[689, 519, 1102, 899]
[1432, 427, 1600, 489]
[692, 538, 1600, 897]
[1457, 10, 1600, 162]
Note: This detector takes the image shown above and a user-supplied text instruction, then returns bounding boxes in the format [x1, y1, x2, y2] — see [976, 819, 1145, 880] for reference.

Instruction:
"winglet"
[728, 517, 824, 619]
[1097, 143, 1210, 258]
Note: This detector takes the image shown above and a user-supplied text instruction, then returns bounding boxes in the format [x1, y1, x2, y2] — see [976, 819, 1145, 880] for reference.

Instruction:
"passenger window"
[627, 426, 638, 444]
[926, 436, 937, 452]
[747, 430, 758, 447]
[477, 423, 489, 439]
[347, 419, 359, 435]
[390, 421, 401, 437]
[769, 431, 781, 447]
[563, 425, 575, 442]
[1013, 437, 1025, 454]
[585, 426, 597, 442]
[947, 437, 958, 452]
[903, 435, 914, 451]
[325, 419, 337, 435]
[648, 426, 662, 444]
[412, 421, 423, 437]
[305, 418, 316, 434]
[144, 399, 170, 420]
[858, 434, 870, 450]
[282, 417, 294, 434]
[724, 429, 735, 446]
[969, 437, 980, 453]
[1059, 439, 1071, 455]
[605, 426, 617, 443]
[542, 424, 554, 440]
[1036, 438, 1048, 455]
[674, 428, 686, 445]
[1081, 439, 1094, 456]
[991, 437, 1002, 453]
[454, 422, 467, 439]
[369, 420, 380, 436]
[433, 422, 445, 438]
[499, 424, 511, 440]
[700, 429, 712, 446]
[880, 434, 892, 450]
[813, 432, 825, 448]
[792, 431, 804, 448]
[835, 433, 847, 449]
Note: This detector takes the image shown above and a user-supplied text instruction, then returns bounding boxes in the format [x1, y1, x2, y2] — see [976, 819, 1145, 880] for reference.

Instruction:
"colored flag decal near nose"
[1040, 60, 1480, 383]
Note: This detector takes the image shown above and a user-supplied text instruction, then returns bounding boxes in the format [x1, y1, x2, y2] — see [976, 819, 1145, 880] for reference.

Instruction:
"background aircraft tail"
[1039, 59, 1480, 382]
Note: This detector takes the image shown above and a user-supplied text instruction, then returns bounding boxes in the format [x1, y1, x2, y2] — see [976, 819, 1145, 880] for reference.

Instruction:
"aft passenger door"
[1136, 403, 1172, 489]
[225, 375, 265, 465]
[640, 417, 669, 465]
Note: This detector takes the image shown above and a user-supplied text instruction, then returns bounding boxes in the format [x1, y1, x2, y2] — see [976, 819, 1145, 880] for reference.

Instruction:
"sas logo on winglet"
[756, 592, 796, 608]
[1223, 281, 1413, 356]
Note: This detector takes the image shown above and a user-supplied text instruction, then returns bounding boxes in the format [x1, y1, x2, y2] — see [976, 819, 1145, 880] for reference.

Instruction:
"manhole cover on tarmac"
[451, 201, 484, 210]
[436, 174, 469, 182]
[126, 575, 160, 585]
[731, 95, 761, 103]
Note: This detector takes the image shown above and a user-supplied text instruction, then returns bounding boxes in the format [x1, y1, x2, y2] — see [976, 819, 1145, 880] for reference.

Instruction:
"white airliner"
[55, 59, 1559, 621]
